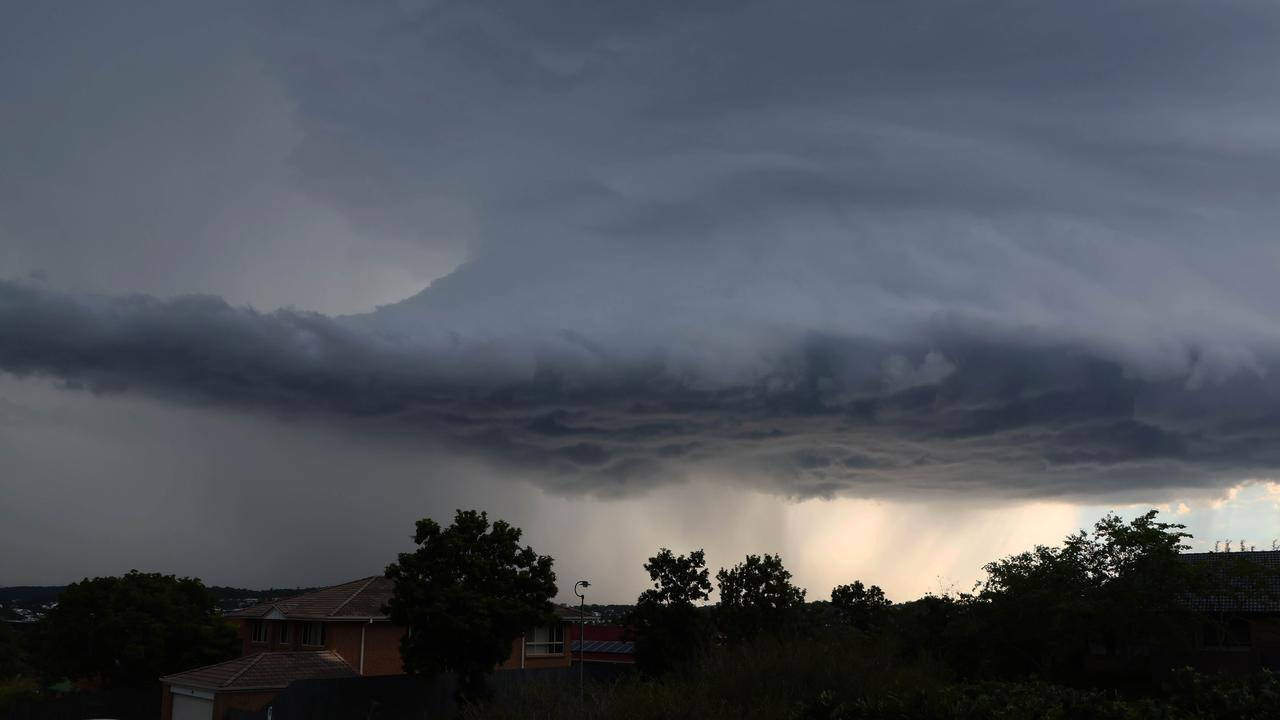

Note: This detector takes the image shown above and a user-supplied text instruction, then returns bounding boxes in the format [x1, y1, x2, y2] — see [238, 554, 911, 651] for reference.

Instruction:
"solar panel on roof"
[572, 640, 635, 654]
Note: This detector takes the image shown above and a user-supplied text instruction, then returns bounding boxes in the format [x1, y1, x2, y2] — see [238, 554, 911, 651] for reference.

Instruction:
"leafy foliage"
[716, 553, 806, 643]
[32, 571, 237, 688]
[0, 622, 29, 680]
[964, 510, 1204, 681]
[385, 509, 558, 698]
[830, 581, 891, 632]
[630, 548, 713, 674]
[464, 631, 1280, 720]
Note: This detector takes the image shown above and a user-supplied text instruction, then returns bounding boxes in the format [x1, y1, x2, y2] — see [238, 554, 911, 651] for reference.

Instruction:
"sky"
[2, 1, 1280, 603]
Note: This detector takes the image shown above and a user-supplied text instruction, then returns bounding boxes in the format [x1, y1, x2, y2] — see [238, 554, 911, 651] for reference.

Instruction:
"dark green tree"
[968, 510, 1205, 681]
[715, 553, 806, 642]
[384, 509, 557, 699]
[0, 622, 29, 679]
[830, 580, 892, 632]
[33, 571, 237, 688]
[630, 548, 713, 674]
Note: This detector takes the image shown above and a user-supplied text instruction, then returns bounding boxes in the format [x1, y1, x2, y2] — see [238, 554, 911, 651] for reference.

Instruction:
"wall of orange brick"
[361, 623, 407, 675]
[326, 621, 405, 675]
[496, 623, 572, 670]
[214, 690, 277, 718]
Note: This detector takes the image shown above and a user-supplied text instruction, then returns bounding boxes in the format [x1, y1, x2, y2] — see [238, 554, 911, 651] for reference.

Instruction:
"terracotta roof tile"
[226, 577, 394, 620]
[161, 652, 355, 691]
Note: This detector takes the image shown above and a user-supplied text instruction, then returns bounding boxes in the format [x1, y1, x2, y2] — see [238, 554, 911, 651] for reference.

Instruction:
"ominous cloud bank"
[5, 257, 1280, 502]
[5, 1, 1280, 502]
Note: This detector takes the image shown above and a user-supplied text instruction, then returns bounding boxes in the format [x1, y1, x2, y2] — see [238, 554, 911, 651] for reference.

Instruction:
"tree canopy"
[963, 510, 1205, 680]
[384, 509, 557, 698]
[33, 571, 237, 688]
[830, 580, 892, 632]
[0, 623, 28, 680]
[631, 548, 713, 674]
[715, 553, 806, 642]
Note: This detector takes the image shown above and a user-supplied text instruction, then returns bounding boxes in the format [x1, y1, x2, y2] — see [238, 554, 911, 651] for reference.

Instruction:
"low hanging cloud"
[6, 1, 1280, 502]
[5, 236, 1280, 503]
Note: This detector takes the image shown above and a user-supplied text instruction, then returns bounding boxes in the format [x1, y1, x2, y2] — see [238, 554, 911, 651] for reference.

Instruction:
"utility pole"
[574, 580, 591, 704]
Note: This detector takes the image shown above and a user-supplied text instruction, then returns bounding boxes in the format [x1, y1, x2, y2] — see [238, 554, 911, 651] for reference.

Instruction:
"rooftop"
[1180, 550, 1280, 613]
[161, 651, 356, 691]
[225, 576, 394, 621]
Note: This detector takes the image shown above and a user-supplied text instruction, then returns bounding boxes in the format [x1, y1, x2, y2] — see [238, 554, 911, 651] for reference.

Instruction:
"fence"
[3, 688, 156, 720]
[227, 664, 634, 720]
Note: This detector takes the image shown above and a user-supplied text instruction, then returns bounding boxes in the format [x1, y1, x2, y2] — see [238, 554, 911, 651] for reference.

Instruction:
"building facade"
[160, 576, 572, 720]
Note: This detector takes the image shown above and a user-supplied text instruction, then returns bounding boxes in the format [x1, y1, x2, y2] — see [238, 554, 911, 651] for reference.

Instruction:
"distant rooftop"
[161, 651, 355, 691]
[226, 577, 394, 621]
[1180, 550, 1280, 613]
[554, 605, 600, 622]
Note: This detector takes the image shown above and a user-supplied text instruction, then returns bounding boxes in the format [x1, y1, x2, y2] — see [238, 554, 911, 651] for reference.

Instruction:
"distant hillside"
[0, 584, 317, 616]
[0, 586, 63, 605]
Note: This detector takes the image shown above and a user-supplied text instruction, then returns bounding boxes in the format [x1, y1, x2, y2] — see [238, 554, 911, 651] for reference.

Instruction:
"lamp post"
[574, 579, 590, 703]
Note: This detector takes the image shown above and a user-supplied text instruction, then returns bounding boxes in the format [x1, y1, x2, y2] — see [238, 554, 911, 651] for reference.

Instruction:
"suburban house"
[159, 576, 575, 720]
[571, 623, 637, 665]
[1181, 550, 1280, 673]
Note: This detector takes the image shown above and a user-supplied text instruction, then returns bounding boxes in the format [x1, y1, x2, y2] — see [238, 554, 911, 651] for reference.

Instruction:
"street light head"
[580, 580, 591, 588]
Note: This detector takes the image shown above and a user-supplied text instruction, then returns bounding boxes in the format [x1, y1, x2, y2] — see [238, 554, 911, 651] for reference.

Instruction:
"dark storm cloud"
[6, 1, 1280, 501]
[5, 276, 1280, 501]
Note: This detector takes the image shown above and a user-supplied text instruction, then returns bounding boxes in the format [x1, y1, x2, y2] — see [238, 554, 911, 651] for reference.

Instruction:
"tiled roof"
[554, 605, 598, 621]
[226, 577, 394, 620]
[161, 652, 355, 691]
[1180, 551, 1280, 613]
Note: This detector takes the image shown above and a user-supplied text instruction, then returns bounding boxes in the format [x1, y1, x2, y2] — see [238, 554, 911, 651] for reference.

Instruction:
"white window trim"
[524, 625, 564, 656]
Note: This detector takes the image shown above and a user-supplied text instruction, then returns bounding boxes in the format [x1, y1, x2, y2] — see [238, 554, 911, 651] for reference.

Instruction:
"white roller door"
[171, 687, 214, 720]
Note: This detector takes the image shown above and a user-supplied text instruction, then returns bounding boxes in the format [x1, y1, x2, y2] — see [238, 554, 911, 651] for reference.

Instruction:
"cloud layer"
[6, 1, 1280, 503]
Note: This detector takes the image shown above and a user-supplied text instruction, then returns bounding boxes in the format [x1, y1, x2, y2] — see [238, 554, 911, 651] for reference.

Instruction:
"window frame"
[302, 621, 326, 647]
[278, 621, 291, 645]
[524, 624, 564, 656]
[250, 621, 268, 644]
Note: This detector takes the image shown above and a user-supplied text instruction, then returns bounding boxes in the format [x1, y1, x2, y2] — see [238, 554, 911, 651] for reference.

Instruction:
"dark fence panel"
[227, 665, 634, 720]
[2, 688, 156, 720]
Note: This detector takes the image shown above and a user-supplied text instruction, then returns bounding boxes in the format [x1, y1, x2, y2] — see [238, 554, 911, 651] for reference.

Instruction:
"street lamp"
[574, 580, 590, 702]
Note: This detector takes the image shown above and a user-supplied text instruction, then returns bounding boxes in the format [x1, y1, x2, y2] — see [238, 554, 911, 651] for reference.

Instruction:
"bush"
[461, 633, 1280, 720]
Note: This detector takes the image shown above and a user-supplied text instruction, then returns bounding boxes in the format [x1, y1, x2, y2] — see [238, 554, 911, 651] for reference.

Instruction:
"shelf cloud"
[5, 1, 1280, 504]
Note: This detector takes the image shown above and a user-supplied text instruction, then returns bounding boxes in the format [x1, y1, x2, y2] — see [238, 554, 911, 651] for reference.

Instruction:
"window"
[524, 624, 564, 656]
[1203, 619, 1251, 649]
[250, 621, 268, 644]
[302, 622, 325, 647]
[278, 622, 291, 645]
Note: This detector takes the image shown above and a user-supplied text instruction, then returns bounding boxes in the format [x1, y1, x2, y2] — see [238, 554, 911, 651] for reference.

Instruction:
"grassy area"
[462, 631, 1280, 720]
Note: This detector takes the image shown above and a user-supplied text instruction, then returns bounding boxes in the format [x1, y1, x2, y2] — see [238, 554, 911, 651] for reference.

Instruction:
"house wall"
[213, 690, 278, 718]
[159, 684, 172, 720]
[326, 621, 405, 675]
[1193, 615, 1280, 673]
[231, 616, 565, 675]
[496, 623, 573, 670]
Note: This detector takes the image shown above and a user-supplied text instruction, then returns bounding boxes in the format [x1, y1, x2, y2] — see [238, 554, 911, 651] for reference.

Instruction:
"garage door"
[172, 690, 214, 720]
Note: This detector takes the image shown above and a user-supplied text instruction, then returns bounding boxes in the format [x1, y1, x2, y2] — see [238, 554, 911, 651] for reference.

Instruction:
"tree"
[630, 548, 713, 674]
[33, 571, 237, 688]
[715, 553, 806, 642]
[0, 622, 29, 680]
[384, 509, 557, 699]
[968, 510, 1205, 681]
[830, 580, 891, 632]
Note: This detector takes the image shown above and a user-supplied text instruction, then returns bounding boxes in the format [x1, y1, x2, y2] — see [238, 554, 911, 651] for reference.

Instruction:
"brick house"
[160, 576, 574, 720]
[571, 623, 637, 665]
[1181, 550, 1280, 673]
